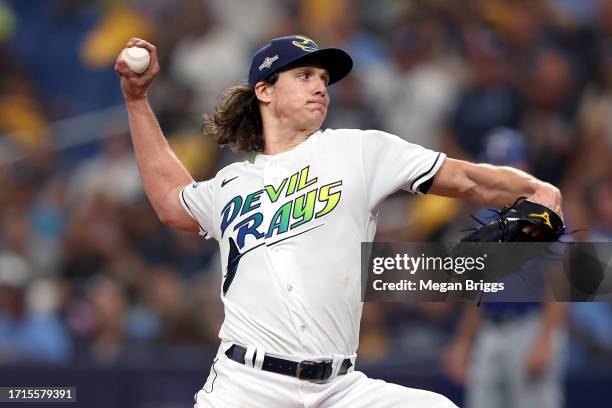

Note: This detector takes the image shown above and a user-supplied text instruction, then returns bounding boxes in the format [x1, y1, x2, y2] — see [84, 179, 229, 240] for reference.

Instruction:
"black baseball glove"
[446, 198, 566, 301]
[459, 198, 565, 243]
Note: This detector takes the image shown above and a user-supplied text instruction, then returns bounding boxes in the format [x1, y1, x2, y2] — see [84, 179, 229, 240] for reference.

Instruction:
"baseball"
[120, 46, 151, 74]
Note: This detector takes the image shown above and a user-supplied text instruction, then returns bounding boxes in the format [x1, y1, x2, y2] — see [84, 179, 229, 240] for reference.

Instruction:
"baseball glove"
[459, 198, 565, 243]
[447, 198, 566, 301]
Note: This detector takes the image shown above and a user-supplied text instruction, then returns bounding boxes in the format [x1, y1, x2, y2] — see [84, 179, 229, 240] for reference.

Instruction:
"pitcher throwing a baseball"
[116, 35, 562, 407]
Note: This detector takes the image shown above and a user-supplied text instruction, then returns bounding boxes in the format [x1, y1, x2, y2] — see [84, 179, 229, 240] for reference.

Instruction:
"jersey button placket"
[261, 160, 276, 227]
[263, 160, 305, 343]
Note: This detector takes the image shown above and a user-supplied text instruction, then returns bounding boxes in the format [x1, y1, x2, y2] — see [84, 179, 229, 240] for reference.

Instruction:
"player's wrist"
[527, 182, 563, 217]
[124, 95, 151, 108]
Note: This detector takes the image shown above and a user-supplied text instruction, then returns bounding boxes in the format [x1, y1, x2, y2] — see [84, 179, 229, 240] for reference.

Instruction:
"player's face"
[270, 65, 330, 130]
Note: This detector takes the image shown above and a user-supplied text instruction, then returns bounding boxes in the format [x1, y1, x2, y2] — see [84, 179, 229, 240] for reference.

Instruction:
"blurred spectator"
[490, 0, 550, 72]
[443, 29, 523, 158]
[300, 0, 389, 74]
[520, 49, 577, 185]
[1, 207, 32, 261]
[547, 0, 598, 29]
[478, 126, 526, 164]
[80, 1, 152, 70]
[166, 229, 217, 276]
[137, 265, 206, 346]
[60, 190, 147, 289]
[585, 176, 612, 240]
[565, 176, 612, 369]
[370, 21, 464, 149]
[575, 45, 612, 184]
[190, 258, 225, 349]
[66, 127, 143, 207]
[81, 276, 127, 364]
[0, 64, 48, 151]
[358, 303, 391, 363]
[0, 1, 17, 43]
[595, 0, 612, 41]
[168, 0, 249, 113]
[8, 0, 124, 118]
[568, 302, 612, 369]
[388, 302, 457, 363]
[323, 75, 382, 130]
[0, 252, 71, 364]
[208, 0, 287, 40]
[28, 175, 68, 274]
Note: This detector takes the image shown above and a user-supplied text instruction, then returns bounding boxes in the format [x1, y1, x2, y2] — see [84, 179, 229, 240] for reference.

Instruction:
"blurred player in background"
[444, 128, 568, 408]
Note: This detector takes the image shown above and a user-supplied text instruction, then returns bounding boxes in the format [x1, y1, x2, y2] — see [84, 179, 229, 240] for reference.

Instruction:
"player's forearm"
[431, 159, 562, 213]
[463, 163, 561, 212]
[125, 98, 194, 220]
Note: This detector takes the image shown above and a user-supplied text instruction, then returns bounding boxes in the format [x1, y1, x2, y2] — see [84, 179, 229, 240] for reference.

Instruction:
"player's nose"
[313, 79, 328, 98]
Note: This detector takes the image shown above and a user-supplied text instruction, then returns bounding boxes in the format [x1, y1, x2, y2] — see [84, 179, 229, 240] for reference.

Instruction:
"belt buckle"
[295, 360, 317, 379]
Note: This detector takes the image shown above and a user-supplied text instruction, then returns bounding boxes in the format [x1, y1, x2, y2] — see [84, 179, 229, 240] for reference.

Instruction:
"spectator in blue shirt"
[0, 251, 72, 364]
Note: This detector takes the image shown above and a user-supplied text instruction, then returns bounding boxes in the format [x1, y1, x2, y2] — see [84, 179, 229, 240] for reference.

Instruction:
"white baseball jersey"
[179, 128, 445, 359]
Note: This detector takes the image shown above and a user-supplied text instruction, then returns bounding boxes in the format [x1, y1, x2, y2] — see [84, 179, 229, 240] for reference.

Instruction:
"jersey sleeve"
[178, 180, 217, 240]
[359, 129, 446, 211]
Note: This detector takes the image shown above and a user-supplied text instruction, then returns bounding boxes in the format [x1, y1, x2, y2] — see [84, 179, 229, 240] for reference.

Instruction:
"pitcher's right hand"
[115, 38, 160, 102]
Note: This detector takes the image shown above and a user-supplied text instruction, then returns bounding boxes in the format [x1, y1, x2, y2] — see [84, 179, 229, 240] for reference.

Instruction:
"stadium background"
[0, 0, 611, 406]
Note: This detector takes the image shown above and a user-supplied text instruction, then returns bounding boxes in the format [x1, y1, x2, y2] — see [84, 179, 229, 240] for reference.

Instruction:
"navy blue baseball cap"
[248, 35, 353, 86]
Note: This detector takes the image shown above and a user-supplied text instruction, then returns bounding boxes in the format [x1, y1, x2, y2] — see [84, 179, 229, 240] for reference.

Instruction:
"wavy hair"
[202, 74, 278, 152]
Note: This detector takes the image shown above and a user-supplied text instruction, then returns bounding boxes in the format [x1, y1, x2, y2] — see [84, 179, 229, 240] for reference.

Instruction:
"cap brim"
[285, 48, 353, 85]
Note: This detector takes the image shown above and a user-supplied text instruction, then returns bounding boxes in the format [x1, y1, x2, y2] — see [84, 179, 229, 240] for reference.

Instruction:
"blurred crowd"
[0, 0, 611, 374]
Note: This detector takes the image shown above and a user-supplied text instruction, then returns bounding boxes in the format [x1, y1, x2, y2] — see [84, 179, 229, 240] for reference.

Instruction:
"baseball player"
[444, 130, 568, 408]
[115, 35, 562, 407]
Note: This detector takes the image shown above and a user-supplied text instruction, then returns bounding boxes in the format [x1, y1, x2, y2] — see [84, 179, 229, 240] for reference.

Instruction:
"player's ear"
[254, 81, 273, 103]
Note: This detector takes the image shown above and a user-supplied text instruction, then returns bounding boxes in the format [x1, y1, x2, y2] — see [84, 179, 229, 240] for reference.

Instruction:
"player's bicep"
[156, 187, 199, 232]
[151, 183, 200, 232]
[178, 180, 217, 239]
[163, 185, 200, 233]
[359, 130, 446, 209]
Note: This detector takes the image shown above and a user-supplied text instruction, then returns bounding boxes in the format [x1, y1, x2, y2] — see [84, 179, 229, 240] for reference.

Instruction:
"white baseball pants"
[194, 345, 458, 408]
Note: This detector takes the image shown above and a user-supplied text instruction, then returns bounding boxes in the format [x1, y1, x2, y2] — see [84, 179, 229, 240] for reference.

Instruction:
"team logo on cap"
[259, 54, 279, 71]
[292, 35, 318, 52]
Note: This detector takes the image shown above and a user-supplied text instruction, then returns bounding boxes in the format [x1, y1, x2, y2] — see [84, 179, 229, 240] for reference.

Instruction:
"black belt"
[225, 344, 353, 381]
